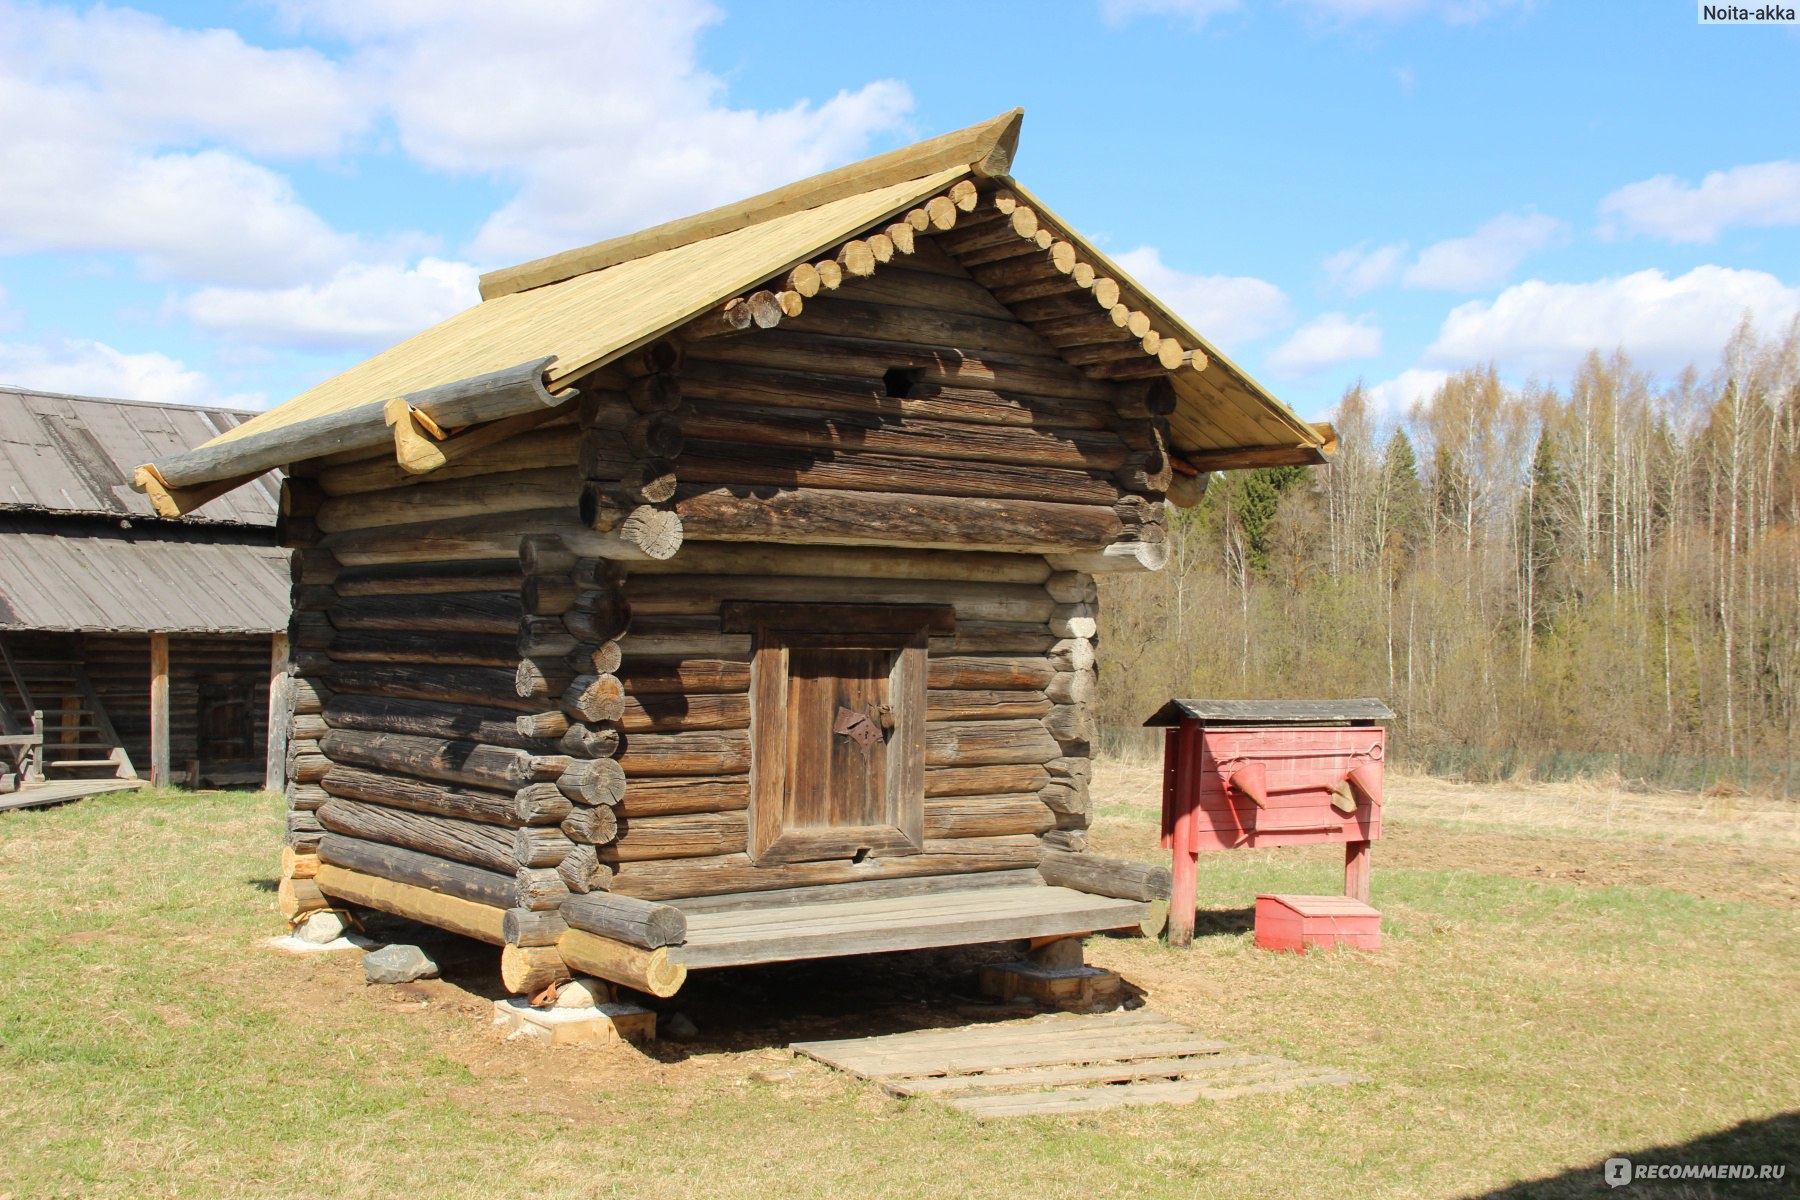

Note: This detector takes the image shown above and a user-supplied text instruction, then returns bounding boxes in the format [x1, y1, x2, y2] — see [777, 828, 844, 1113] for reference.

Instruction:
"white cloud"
[1113, 246, 1294, 349]
[0, 4, 362, 284]
[1598, 161, 1800, 244]
[1099, 0, 1242, 27]
[1324, 241, 1408, 296]
[183, 258, 481, 352]
[1265, 313, 1383, 378]
[1365, 368, 1450, 418]
[293, 1, 916, 264]
[1403, 212, 1562, 291]
[1424, 265, 1800, 377]
[0, 336, 260, 409]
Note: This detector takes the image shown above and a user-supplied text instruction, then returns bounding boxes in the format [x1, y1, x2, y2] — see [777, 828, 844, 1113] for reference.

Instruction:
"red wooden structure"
[1144, 699, 1394, 947]
[1253, 894, 1382, 953]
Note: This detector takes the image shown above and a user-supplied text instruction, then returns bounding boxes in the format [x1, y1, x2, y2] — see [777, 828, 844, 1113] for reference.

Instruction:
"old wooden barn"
[1, 388, 289, 806]
[137, 110, 1333, 999]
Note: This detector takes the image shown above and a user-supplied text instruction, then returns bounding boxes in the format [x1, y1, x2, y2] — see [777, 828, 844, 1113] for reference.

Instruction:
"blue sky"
[0, 0, 1794, 421]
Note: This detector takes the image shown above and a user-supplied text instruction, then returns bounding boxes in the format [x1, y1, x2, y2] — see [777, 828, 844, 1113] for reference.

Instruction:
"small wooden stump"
[492, 997, 657, 1046]
[979, 961, 1123, 1011]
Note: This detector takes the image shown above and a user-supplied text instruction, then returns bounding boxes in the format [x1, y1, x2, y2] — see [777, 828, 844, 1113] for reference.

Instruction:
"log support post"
[149, 631, 171, 787]
[1345, 840, 1371, 905]
[266, 633, 291, 793]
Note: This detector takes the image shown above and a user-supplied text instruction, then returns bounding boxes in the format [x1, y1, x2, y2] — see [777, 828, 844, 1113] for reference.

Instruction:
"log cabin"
[135, 109, 1333, 999]
[1, 387, 289, 807]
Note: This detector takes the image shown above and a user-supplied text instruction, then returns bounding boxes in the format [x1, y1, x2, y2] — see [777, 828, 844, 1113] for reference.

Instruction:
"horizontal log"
[560, 893, 687, 949]
[619, 692, 750, 733]
[926, 689, 1051, 721]
[1038, 850, 1171, 902]
[682, 401, 1128, 471]
[500, 943, 570, 994]
[518, 617, 579, 659]
[289, 751, 330, 783]
[608, 836, 1044, 901]
[1044, 540, 1166, 574]
[315, 468, 579, 534]
[677, 440, 1116, 506]
[321, 728, 532, 791]
[334, 561, 523, 597]
[513, 825, 574, 868]
[323, 695, 544, 751]
[516, 710, 570, 739]
[783, 294, 1051, 357]
[617, 774, 749, 818]
[286, 781, 329, 810]
[555, 929, 686, 998]
[601, 811, 747, 862]
[322, 665, 537, 713]
[318, 797, 515, 874]
[291, 714, 329, 741]
[316, 424, 579, 496]
[926, 719, 1061, 767]
[924, 794, 1054, 838]
[627, 542, 1049, 585]
[930, 621, 1057, 655]
[325, 510, 679, 568]
[318, 832, 559, 909]
[523, 575, 578, 616]
[617, 657, 750, 695]
[616, 729, 751, 776]
[926, 763, 1050, 797]
[290, 677, 330, 714]
[327, 632, 518, 668]
[628, 575, 1053, 626]
[330, 593, 518, 636]
[315, 862, 508, 945]
[677, 486, 1124, 554]
[322, 764, 554, 827]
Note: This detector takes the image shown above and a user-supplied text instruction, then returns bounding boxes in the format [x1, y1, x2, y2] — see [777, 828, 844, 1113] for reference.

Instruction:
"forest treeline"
[1099, 320, 1799, 791]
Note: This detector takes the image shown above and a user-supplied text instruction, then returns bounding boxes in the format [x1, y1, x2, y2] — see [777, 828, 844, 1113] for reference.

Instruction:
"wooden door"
[724, 602, 954, 865]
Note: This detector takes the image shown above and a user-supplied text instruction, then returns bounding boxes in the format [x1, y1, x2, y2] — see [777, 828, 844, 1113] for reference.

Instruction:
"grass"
[0, 772, 1796, 1200]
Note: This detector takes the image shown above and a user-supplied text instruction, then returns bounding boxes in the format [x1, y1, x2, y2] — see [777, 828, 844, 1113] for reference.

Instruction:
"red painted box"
[1143, 699, 1394, 947]
[1254, 894, 1382, 952]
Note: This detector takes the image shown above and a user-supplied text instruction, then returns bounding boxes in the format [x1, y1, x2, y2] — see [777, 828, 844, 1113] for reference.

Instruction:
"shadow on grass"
[1190, 905, 1256, 937]
[246, 877, 277, 893]
[1469, 1110, 1797, 1197]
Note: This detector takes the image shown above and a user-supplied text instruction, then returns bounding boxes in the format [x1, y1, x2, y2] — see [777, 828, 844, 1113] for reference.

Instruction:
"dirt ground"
[267, 760, 1800, 1108]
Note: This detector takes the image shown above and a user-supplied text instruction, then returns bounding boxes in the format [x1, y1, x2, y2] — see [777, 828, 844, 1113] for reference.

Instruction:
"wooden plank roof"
[182, 108, 1327, 475]
[0, 520, 289, 634]
[0, 387, 278, 526]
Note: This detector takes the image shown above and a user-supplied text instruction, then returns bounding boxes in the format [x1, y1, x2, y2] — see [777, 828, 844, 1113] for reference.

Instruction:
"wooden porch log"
[327, 632, 519, 668]
[926, 719, 1060, 767]
[322, 764, 561, 827]
[601, 811, 748, 862]
[679, 402, 1129, 471]
[617, 774, 749, 818]
[557, 757, 627, 807]
[319, 833, 560, 910]
[499, 943, 571, 994]
[926, 690, 1052, 721]
[321, 666, 538, 714]
[926, 763, 1051, 797]
[502, 907, 568, 947]
[677, 486, 1125, 554]
[608, 836, 1045, 902]
[924, 794, 1055, 838]
[317, 798, 516, 874]
[615, 729, 751, 776]
[555, 929, 686, 998]
[560, 893, 687, 949]
[329, 593, 518, 636]
[320, 728, 532, 791]
[1038, 851, 1170, 902]
[323, 695, 545, 751]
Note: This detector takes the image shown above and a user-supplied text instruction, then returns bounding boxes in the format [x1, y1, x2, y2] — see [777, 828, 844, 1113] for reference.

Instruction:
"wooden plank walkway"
[793, 1010, 1358, 1117]
[0, 778, 144, 813]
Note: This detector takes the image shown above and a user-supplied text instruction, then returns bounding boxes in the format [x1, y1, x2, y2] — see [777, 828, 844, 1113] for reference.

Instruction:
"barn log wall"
[275, 179, 1175, 986]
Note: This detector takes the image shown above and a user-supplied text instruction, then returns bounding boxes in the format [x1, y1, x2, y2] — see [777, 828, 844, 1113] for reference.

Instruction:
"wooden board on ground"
[0, 778, 145, 813]
[791, 1010, 1359, 1117]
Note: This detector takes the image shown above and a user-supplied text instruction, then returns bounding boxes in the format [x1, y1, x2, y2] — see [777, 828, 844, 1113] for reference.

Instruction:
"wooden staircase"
[0, 639, 137, 783]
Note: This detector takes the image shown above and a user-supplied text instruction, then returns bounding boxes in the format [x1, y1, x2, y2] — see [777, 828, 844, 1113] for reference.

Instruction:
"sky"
[0, 0, 1795, 422]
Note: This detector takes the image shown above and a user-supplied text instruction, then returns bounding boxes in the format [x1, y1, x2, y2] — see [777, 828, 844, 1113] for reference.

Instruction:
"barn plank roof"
[0, 520, 288, 634]
[0, 387, 278, 525]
